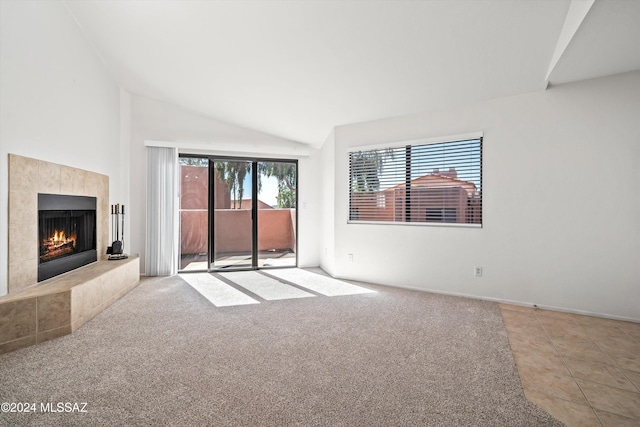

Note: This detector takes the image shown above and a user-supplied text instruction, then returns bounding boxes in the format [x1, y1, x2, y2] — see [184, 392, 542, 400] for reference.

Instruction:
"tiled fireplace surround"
[0, 154, 139, 353]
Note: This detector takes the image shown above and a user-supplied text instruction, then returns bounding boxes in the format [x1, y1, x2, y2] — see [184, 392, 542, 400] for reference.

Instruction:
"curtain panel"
[145, 146, 178, 276]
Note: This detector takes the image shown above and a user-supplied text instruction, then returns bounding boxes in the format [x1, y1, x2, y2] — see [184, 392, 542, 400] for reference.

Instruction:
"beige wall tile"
[37, 292, 71, 332]
[60, 165, 76, 195]
[85, 302, 106, 322]
[38, 160, 61, 194]
[9, 191, 37, 229]
[70, 286, 84, 325]
[8, 154, 38, 193]
[8, 259, 38, 293]
[71, 317, 87, 333]
[98, 175, 109, 200]
[0, 335, 37, 355]
[37, 324, 72, 344]
[85, 173, 100, 196]
[0, 298, 36, 343]
[82, 277, 103, 311]
[9, 221, 37, 261]
[73, 168, 87, 195]
[7, 155, 111, 295]
[0, 257, 140, 354]
[98, 199, 110, 258]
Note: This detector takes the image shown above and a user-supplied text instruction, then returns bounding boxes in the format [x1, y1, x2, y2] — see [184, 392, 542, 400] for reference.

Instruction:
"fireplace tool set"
[107, 204, 128, 260]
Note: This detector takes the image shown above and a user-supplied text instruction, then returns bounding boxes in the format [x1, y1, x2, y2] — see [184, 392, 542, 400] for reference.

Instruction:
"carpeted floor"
[0, 272, 564, 426]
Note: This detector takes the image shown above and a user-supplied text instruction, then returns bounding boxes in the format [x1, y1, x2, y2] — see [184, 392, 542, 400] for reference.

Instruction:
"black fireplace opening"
[38, 194, 97, 282]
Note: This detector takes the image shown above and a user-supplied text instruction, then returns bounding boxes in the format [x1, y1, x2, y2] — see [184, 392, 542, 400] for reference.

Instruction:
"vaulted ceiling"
[64, 0, 640, 147]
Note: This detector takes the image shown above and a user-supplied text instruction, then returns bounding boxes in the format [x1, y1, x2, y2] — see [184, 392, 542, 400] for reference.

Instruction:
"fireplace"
[38, 194, 97, 282]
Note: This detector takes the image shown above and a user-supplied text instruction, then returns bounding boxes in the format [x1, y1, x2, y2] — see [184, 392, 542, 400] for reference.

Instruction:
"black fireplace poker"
[107, 203, 128, 260]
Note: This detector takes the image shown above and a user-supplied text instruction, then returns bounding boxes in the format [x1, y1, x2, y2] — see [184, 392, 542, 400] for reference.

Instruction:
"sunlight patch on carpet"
[181, 273, 260, 307]
[220, 271, 315, 301]
[263, 269, 377, 296]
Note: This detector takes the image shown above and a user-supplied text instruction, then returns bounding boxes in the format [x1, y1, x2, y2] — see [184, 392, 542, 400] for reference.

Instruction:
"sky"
[236, 173, 280, 207]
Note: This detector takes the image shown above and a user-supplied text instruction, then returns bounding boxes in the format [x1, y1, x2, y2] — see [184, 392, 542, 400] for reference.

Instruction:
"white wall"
[329, 71, 640, 321]
[129, 95, 322, 273]
[320, 129, 336, 275]
[298, 149, 322, 268]
[0, 1, 123, 296]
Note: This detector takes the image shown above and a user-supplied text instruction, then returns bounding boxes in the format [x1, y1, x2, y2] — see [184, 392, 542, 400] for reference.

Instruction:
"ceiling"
[64, 0, 640, 147]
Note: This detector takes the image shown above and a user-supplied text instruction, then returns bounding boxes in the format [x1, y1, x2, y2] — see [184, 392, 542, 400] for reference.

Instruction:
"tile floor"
[500, 304, 640, 427]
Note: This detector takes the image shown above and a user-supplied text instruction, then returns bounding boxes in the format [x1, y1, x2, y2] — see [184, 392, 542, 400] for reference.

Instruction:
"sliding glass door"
[212, 160, 254, 270]
[178, 155, 297, 272]
[257, 161, 297, 268]
[178, 157, 210, 271]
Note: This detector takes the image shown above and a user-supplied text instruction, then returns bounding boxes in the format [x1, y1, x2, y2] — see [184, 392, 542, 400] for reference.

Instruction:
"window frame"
[347, 132, 483, 228]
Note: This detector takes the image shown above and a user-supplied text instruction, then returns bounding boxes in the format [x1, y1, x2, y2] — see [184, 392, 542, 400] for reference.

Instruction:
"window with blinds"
[349, 137, 482, 226]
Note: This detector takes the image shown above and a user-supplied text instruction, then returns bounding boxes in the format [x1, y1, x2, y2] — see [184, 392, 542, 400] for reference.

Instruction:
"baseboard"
[328, 273, 640, 324]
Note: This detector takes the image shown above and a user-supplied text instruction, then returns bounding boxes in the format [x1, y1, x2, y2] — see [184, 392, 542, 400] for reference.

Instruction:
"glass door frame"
[178, 153, 298, 273]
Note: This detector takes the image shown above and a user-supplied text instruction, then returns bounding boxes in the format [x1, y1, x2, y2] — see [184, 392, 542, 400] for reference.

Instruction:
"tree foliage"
[259, 162, 296, 208]
[350, 150, 391, 192]
[179, 157, 209, 167]
[215, 161, 251, 209]
[187, 160, 296, 210]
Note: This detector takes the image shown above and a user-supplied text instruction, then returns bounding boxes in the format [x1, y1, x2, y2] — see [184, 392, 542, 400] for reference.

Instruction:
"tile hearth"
[0, 257, 140, 354]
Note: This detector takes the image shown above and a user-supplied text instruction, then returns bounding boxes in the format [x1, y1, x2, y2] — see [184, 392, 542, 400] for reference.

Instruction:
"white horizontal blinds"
[349, 146, 406, 222]
[349, 138, 482, 225]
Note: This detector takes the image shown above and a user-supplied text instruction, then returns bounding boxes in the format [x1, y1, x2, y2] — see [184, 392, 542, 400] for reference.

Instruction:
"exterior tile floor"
[500, 304, 640, 427]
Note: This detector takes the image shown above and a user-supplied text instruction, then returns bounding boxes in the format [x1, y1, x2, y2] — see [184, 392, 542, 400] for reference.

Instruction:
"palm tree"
[215, 162, 251, 209]
[350, 149, 394, 192]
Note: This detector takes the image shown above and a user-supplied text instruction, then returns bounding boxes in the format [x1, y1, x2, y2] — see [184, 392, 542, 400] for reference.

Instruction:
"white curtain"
[145, 146, 178, 276]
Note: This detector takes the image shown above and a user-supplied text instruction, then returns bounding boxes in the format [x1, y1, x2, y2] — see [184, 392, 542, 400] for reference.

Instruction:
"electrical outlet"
[474, 266, 483, 277]
[348, 253, 353, 262]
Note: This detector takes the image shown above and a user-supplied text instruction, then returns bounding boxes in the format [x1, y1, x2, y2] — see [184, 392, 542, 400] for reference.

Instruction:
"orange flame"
[43, 230, 76, 249]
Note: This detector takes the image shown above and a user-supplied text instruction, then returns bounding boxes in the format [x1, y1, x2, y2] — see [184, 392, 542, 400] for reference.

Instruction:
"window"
[426, 208, 457, 222]
[348, 136, 482, 226]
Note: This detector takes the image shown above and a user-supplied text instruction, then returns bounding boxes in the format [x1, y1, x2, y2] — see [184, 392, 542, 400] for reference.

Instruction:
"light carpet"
[0, 272, 563, 426]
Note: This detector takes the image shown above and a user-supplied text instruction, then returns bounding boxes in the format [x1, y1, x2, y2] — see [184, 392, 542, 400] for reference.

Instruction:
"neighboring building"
[350, 168, 481, 224]
[232, 199, 275, 210]
[179, 164, 295, 256]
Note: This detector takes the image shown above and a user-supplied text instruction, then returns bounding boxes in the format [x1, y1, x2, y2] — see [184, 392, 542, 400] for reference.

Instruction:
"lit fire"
[44, 230, 76, 248]
[41, 230, 77, 262]
[48, 230, 76, 246]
